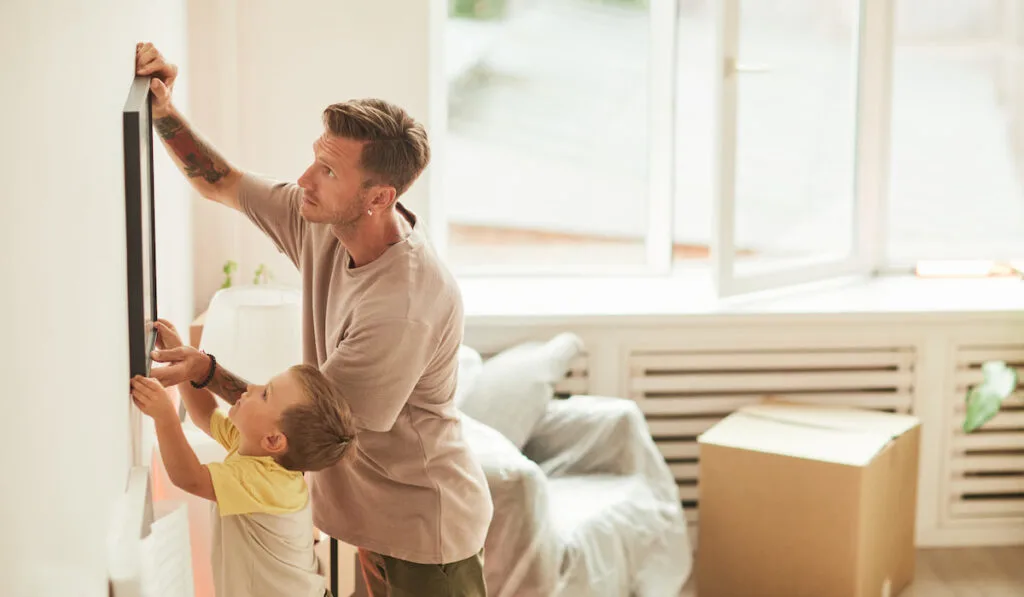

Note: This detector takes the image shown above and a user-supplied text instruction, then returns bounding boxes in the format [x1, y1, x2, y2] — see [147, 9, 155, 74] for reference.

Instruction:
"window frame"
[711, 0, 895, 298]
[437, 0, 1017, 295]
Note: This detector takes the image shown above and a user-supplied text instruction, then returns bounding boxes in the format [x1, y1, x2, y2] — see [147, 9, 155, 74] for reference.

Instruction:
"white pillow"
[455, 345, 483, 406]
[457, 333, 584, 449]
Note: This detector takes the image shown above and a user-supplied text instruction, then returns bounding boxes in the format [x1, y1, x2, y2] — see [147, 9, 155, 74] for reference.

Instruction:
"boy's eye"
[262, 389, 267, 401]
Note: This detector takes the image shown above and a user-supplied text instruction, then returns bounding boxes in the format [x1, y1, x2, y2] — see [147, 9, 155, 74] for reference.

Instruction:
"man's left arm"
[203, 365, 250, 405]
[321, 318, 439, 433]
[151, 346, 250, 405]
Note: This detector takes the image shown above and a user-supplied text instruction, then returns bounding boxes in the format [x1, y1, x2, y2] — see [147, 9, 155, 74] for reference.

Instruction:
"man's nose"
[297, 167, 314, 190]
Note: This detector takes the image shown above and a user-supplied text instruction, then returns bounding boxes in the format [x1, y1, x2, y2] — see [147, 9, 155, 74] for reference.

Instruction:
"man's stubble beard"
[322, 192, 369, 233]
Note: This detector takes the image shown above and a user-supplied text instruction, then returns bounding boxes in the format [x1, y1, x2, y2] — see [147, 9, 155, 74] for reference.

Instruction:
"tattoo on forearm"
[154, 115, 231, 184]
[154, 115, 183, 138]
[207, 366, 249, 405]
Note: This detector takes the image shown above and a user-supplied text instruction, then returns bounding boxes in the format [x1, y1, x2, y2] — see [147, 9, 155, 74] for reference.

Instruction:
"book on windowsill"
[915, 260, 1024, 279]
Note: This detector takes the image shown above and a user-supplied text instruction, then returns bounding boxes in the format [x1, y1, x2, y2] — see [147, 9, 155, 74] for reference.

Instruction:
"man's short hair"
[322, 98, 430, 197]
[276, 364, 356, 472]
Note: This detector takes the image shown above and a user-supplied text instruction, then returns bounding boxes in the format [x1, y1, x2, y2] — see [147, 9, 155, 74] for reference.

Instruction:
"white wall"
[187, 0, 447, 312]
[0, 1, 190, 595]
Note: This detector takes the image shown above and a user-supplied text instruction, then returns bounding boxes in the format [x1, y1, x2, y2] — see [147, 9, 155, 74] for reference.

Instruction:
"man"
[135, 43, 493, 596]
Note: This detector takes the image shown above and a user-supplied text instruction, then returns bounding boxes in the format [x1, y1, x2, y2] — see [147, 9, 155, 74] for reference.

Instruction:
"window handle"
[724, 57, 774, 75]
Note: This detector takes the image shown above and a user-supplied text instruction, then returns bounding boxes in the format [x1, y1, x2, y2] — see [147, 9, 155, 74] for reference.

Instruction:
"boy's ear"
[262, 431, 288, 456]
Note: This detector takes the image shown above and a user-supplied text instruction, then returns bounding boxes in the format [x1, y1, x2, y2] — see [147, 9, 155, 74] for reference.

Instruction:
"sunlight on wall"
[0, 1, 190, 595]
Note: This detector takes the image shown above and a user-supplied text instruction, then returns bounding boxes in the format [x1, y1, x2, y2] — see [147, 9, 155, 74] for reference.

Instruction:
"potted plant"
[963, 362, 1019, 432]
[220, 260, 238, 289]
[220, 260, 273, 289]
[962, 264, 1022, 433]
[253, 263, 273, 285]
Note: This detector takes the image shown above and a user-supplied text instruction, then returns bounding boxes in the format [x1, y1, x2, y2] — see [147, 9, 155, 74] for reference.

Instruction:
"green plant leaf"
[963, 361, 1018, 433]
[221, 260, 237, 289]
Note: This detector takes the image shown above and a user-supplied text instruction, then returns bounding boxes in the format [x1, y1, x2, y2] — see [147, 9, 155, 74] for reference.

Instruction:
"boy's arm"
[155, 418, 216, 502]
[178, 382, 218, 436]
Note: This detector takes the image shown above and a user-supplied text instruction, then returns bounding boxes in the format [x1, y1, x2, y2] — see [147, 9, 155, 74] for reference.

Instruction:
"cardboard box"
[696, 403, 921, 597]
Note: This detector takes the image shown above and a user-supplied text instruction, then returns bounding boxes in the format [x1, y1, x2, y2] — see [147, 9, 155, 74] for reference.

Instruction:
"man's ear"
[262, 431, 288, 456]
[368, 185, 397, 212]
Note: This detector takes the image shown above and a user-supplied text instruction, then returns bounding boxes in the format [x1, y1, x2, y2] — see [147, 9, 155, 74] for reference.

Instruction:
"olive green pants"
[357, 548, 487, 597]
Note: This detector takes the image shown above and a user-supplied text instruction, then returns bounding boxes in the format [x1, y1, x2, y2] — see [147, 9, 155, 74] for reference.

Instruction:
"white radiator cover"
[630, 345, 916, 543]
[944, 345, 1024, 536]
[465, 313, 1024, 548]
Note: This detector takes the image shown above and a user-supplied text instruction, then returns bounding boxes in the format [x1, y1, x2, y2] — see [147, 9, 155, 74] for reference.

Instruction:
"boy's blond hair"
[276, 364, 356, 472]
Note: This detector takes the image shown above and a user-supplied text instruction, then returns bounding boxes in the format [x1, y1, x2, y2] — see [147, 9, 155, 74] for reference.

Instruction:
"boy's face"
[229, 370, 306, 456]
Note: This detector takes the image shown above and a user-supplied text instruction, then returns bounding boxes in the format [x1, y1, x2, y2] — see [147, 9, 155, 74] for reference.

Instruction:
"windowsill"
[458, 273, 1024, 323]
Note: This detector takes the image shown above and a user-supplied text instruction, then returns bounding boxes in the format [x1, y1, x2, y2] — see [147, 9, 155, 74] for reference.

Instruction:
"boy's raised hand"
[131, 376, 178, 423]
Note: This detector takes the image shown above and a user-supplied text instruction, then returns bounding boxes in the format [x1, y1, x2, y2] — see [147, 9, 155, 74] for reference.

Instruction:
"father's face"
[297, 132, 369, 227]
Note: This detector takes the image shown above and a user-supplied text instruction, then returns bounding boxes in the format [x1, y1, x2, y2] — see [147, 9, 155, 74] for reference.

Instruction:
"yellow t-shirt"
[207, 410, 308, 516]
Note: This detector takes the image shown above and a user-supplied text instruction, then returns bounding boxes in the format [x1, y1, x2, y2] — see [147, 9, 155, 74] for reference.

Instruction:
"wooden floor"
[680, 547, 1024, 596]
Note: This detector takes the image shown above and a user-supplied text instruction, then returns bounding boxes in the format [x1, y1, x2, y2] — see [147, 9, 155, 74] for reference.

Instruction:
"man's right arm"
[136, 43, 305, 258]
[136, 43, 243, 210]
[152, 104, 243, 211]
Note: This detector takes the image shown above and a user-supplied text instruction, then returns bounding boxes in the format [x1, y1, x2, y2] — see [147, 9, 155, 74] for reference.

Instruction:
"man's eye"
[262, 389, 267, 401]
[324, 167, 335, 178]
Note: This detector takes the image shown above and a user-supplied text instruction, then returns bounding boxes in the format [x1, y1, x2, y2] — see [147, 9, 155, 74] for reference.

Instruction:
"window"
[886, 0, 1024, 265]
[711, 0, 870, 296]
[443, 0, 672, 275]
[439, 0, 1024, 295]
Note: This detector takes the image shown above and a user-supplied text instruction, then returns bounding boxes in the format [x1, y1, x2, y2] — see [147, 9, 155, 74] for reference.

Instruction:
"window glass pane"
[887, 0, 1024, 263]
[674, 0, 716, 268]
[444, 0, 652, 272]
[732, 0, 860, 276]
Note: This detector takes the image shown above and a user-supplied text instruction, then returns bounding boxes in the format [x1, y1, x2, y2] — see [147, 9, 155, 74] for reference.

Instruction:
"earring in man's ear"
[367, 209, 373, 216]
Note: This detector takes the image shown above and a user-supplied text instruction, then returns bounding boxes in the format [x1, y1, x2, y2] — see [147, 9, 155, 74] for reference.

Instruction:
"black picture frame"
[123, 75, 159, 379]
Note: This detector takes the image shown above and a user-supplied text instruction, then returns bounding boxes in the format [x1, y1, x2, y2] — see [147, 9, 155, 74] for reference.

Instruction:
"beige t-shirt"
[238, 173, 493, 564]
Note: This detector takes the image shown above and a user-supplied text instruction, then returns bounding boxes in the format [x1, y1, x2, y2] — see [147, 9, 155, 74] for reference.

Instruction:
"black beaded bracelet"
[191, 351, 217, 389]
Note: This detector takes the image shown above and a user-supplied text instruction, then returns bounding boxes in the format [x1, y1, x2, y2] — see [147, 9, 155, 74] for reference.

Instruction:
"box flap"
[741, 402, 920, 437]
[697, 405, 908, 467]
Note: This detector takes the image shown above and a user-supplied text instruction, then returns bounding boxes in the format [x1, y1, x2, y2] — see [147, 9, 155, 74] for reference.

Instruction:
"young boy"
[131, 319, 355, 597]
